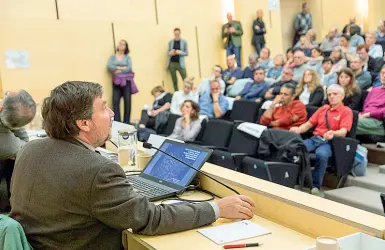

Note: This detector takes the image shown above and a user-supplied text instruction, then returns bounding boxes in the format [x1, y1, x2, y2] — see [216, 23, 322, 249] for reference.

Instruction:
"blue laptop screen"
[142, 141, 209, 187]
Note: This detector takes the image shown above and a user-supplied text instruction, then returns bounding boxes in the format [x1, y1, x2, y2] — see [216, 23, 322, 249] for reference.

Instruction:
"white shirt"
[170, 90, 199, 115]
[299, 85, 311, 105]
[368, 44, 383, 58]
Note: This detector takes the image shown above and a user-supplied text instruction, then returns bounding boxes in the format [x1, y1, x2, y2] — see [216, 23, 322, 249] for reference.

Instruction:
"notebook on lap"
[126, 140, 212, 201]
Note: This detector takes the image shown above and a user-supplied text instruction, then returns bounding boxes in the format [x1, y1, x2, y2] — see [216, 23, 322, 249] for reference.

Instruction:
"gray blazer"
[166, 39, 188, 69]
[0, 123, 28, 159]
[10, 138, 215, 250]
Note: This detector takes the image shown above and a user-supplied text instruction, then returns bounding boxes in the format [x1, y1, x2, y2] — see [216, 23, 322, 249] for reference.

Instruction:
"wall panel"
[0, 0, 57, 20]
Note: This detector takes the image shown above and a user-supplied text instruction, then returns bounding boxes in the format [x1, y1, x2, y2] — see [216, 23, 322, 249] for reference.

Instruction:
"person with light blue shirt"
[321, 58, 338, 87]
[349, 25, 364, 48]
[236, 68, 268, 102]
[199, 80, 229, 118]
[196, 65, 226, 96]
[366, 31, 383, 58]
[257, 47, 274, 70]
[267, 55, 284, 80]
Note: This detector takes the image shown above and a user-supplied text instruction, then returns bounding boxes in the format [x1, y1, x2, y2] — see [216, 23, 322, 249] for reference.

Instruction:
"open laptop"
[126, 140, 212, 201]
[145, 134, 184, 155]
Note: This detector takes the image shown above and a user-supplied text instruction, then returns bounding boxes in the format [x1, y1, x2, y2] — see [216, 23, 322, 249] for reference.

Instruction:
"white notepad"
[198, 220, 271, 245]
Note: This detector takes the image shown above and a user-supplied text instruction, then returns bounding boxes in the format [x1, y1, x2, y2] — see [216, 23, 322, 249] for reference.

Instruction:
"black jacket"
[258, 129, 312, 188]
[304, 86, 324, 107]
[251, 19, 266, 45]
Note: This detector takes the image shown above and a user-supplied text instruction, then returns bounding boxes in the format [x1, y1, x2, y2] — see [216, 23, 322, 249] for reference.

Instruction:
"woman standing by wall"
[108, 40, 137, 124]
[251, 9, 266, 56]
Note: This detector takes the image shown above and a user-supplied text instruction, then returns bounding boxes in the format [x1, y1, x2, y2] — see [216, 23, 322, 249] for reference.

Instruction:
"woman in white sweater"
[168, 100, 201, 141]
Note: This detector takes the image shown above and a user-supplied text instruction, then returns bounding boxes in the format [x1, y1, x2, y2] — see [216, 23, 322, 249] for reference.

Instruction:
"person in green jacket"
[222, 12, 243, 67]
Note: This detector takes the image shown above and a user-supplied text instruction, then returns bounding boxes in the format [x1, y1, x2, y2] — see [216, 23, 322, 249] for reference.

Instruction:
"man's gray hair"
[352, 55, 364, 63]
[281, 83, 296, 95]
[249, 53, 258, 60]
[327, 83, 345, 96]
[0, 90, 36, 129]
[366, 31, 377, 39]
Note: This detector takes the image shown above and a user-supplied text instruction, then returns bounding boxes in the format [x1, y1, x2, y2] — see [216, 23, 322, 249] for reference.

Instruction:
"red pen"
[223, 243, 262, 249]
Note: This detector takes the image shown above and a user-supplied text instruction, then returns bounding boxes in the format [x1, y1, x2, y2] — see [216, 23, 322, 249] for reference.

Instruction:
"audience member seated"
[296, 69, 324, 106]
[222, 55, 243, 87]
[349, 25, 365, 48]
[257, 47, 274, 70]
[10, 81, 254, 249]
[243, 53, 259, 79]
[376, 23, 385, 43]
[292, 49, 311, 82]
[307, 47, 324, 73]
[170, 77, 199, 115]
[330, 47, 347, 73]
[260, 83, 307, 130]
[261, 67, 297, 109]
[342, 17, 360, 35]
[291, 84, 353, 196]
[199, 80, 229, 118]
[235, 68, 268, 102]
[356, 44, 384, 80]
[266, 54, 284, 82]
[320, 28, 339, 54]
[366, 31, 383, 58]
[350, 56, 372, 90]
[169, 100, 201, 141]
[0, 90, 36, 212]
[321, 58, 338, 87]
[339, 34, 356, 61]
[0, 90, 36, 160]
[196, 65, 225, 96]
[294, 35, 312, 57]
[327, 68, 361, 111]
[357, 66, 385, 136]
[285, 48, 295, 68]
[138, 86, 172, 130]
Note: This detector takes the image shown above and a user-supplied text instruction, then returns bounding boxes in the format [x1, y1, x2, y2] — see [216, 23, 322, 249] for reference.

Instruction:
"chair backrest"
[194, 119, 207, 142]
[347, 110, 359, 138]
[162, 113, 181, 136]
[201, 119, 234, 147]
[242, 157, 271, 182]
[359, 90, 369, 112]
[231, 100, 261, 122]
[256, 108, 265, 124]
[227, 124, 259, 155]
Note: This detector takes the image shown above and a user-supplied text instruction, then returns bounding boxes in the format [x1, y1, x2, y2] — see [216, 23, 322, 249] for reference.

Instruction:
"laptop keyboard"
[126, 176, 171, 199]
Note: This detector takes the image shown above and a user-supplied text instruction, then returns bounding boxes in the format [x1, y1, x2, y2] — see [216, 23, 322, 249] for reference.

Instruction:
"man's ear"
[76, 119, 91, 132]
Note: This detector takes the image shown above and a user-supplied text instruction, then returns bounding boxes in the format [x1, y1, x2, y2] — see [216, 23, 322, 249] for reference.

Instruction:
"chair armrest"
[233, 120, 244, 124]
[231, 153, 253, 168]
[263, 161, 299, 168]
[204, 146, 228, 151]
[186, 140, 203, 145]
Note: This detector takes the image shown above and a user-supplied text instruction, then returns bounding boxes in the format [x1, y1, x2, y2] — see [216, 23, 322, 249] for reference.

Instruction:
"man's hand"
[224, 27, 229, 34]
[272, 95, 281, 106]
[229, 27, 236, 33]
[255, 98, 262, 103]
[212, 92, 220, 102]
[323, 130, 334, 141]
[170, 49, 176, 55]
[292, 115, 299, 122]
[254, 25, 260, 31]
[264, 89, 273, 99]
[216, 195, 255, 220]
[235, 96, 241, 100]
[290, 126, 301, 134]
[359, 112, 370, 119]
[271, 120, 279, 127]
[150, 110, 158, 117]
[175, 50, 181, 55]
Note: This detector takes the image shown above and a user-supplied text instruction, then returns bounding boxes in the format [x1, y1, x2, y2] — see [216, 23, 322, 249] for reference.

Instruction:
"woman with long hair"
[335, 68, 361, 111]
[169, 100, 201, 141]
[296, 69, 324, 106]
[108, 39, 137, 124]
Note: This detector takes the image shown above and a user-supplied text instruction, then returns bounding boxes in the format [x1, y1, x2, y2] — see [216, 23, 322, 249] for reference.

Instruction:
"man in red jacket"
[260, 83, 307, 130]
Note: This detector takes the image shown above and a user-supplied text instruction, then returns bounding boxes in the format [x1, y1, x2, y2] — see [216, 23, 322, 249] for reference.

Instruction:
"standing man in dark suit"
[222, 12, 243, 67]
[293, 3, 312, 46]
[10, 81, 255, 250]
[167, 28, 188, 91]
[251, 9, 266, 56]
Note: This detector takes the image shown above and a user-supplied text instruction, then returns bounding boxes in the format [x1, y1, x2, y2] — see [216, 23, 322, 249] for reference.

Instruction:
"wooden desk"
[115, 142, 385, 249]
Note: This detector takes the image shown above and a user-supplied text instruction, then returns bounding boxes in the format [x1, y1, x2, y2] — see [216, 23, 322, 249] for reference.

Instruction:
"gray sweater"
[0, 123, 28, 159]
[10, 138, 215, 250]
[168, 118, 201, 141]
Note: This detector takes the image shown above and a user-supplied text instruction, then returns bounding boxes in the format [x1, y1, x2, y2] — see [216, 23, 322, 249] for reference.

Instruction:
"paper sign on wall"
[268, 0, 280, 11]
[5, 50, 30, 69]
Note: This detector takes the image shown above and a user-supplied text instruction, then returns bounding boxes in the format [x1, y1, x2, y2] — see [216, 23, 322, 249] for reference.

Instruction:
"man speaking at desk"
[10, 81, 255, 250]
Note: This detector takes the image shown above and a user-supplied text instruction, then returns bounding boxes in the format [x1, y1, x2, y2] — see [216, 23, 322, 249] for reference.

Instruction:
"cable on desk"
[160, 189, 218, 204]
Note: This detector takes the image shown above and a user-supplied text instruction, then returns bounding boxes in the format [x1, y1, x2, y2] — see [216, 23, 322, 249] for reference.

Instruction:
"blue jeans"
[304, 136, 332, 189]
[226, 43, 241, 67]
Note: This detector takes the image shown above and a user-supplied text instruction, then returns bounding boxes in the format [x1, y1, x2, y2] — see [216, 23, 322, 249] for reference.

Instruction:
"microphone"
[143, 142, 240, 195]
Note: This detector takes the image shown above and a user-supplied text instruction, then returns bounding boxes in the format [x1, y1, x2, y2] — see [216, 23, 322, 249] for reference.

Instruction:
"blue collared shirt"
[199, 93, 229, 118]
[239, 81, 268, 100]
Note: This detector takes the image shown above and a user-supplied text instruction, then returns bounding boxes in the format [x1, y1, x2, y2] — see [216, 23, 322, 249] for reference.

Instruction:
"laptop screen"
[142, 140, 211, 188]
